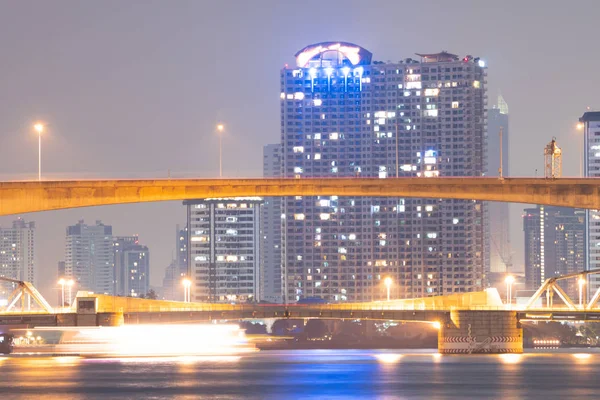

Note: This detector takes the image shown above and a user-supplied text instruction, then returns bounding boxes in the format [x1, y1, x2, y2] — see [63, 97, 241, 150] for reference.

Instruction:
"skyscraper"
[162, 224, 189, 301]
[261, 144, 283, 302]
[280, 43, 487, 302]
[64, 220, 113, 294]
[186, 198, 262, 302]
[487, 95, 511, 274]
[0, 218, 35, 301]
[113, 235, 150, 297]
[523, 206, 585, 298]
[580, 111, 600, 296]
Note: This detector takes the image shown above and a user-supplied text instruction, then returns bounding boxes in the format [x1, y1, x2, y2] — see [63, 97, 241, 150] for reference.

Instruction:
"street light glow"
[217, 124, 224, 132]
[576, 122, 584, 130]
[384, 277, 392, 288]
[34, 123, 44, 134]
[504, 275, 515, 284]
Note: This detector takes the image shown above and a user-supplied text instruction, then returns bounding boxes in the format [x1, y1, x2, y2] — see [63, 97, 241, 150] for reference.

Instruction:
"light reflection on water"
[0, 350, 599, 399]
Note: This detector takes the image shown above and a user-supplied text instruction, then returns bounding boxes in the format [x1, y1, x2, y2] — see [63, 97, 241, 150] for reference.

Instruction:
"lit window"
[313, 99, 322, 106]
[314, 133, 321, 140]
[424, 88, 439, 96]
[473, 80, 481, 88]
[314, 153, 321, 160]
[294, 92, 305, 100]
[452, 101, 459, 109]
[425, 205, 433, 212]
[294, 213, 305, 220]
[329, 132, 339, 140]
[293, 146, 304, 153]
[423, 110, 438, 117]
[320, 213, 331, 220]
[427, 232, 437, 239]
[294, 167, 303, 173]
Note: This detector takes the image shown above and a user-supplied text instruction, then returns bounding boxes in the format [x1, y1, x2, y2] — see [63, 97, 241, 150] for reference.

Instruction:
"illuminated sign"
[296, 42, 368, 68]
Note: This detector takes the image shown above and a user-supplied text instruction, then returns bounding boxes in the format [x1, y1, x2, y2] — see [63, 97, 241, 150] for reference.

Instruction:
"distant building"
[487, 95, 511, 274]
[113, 236, 150, 297]
[261, 144, 283, 303]
[0, 218, 35, 301]
[280, 43, 487, 302]
[580, 111, 600, 295]
[186, 198, 262, 302]
[523, 206, 585, 299]
[162, 225, 189, 301]
[64, 220, 113, 294]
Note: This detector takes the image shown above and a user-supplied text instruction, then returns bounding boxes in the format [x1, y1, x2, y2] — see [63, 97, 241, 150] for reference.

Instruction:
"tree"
[146, 289, 158, 300]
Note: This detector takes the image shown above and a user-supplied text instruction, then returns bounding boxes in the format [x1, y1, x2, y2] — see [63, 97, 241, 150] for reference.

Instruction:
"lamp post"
[505, 275, 515, 308]
[384, 277, 393, 302]
[183, 278, 192, 303]
[58, 278, 65, 309]
[34, 123, 44, 181]
[576, 122, 584, 177]
[578, 276, 586, 308]
[67, 279, 74, 307]
[217, 124, 224, 177]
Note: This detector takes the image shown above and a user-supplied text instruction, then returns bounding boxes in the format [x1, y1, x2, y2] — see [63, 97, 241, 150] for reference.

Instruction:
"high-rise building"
[186, 198, 262, 302]
[280, 43, 487, 302]
[0, 218, 35, 301]
[162, 225, 189, 301]
[113, 236, 150, 297]
[64, 220, 113, 294]
[581, 111, 600, 295]
[261, 144, 283, 302]
[487, 95, 510, 274]
[523, 206, 585, 298]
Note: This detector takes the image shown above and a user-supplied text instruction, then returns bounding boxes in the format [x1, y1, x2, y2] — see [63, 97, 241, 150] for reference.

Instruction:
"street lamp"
[183, 278, 192, 303]
[67, 279, 74, 307]
[58, 278, 65, 309]
[217, 124, 224, 178]
[505, 275, 515, 308]
[34, 123, 44, 181]
[578, 276, 586, 308]
[384, 277, 393, 301]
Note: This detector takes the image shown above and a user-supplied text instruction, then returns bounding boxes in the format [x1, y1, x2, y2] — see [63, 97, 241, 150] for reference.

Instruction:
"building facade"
[64, 220, 114, 294]
[487, 95, 511, 274]
[186, 198, 262, 302]
[280, 43, 487, 302]
[113, 236, 150, 297]
[162, 225, 189, 301]
[523, 206, 585, 298]
[261, 144, 283, 302]
[581, 111, 600, 295]
[0, 218, 35, 301]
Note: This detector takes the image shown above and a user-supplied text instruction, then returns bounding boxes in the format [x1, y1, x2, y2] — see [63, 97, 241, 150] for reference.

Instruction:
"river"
[0, 349, 598, 399]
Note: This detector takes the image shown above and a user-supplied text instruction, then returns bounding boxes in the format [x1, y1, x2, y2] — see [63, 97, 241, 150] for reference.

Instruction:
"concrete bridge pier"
[438, 310, 522, 354]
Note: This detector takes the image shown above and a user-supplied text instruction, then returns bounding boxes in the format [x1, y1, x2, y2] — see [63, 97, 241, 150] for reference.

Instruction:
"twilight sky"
[0, 0, 597, 299]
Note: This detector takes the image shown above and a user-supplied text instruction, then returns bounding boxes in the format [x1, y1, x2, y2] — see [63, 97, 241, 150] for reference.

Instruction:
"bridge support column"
[438, 310, 522, 354]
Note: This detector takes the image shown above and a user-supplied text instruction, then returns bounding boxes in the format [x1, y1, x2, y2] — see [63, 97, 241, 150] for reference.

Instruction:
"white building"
[64, 220, 114, 294]
[261, 144, 283, 302]
[581, 111, 600, 295]
[186, 198, 262, 302]
[0, 218, 35, 301]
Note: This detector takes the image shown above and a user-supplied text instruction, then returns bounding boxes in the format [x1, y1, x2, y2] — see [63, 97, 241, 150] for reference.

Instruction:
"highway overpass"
[1, 177, 600, 215]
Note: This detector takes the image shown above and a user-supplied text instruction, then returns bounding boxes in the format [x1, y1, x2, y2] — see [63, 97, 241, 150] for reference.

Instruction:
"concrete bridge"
[0, 177, 600, 215]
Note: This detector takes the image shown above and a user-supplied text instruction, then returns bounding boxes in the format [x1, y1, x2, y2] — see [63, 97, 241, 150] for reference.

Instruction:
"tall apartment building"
[280, 43, 487, 302]
[581, 111, 600, 295]
[186, 198, 262, 302]
[487, 95, 510, 273]
[64, 220, 113, 294]
[261, 144, 283, 302]
[113, 236, 150, 297]
[0, 218, 35, 300]
[523, 206, 585, 298]
[162, 225, 189, 301]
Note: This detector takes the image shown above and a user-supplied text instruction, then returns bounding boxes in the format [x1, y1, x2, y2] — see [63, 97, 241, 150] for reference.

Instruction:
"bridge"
[3, 271, 600, 354]
[1, 177, 600, 215]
